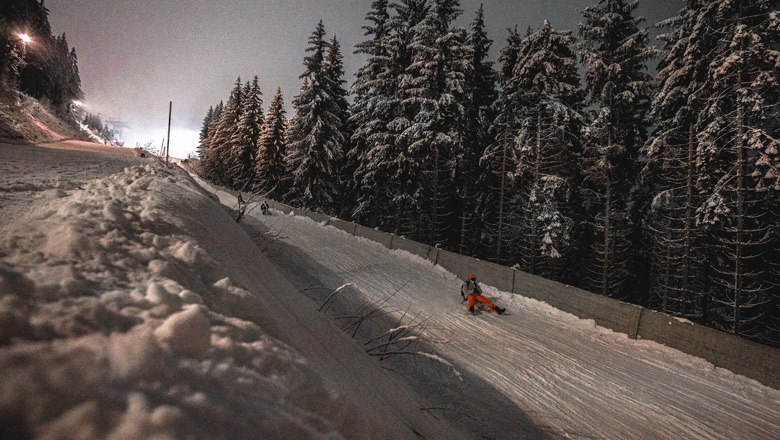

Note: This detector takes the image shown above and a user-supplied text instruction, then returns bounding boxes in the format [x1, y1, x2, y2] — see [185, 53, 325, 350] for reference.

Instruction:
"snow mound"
[0, 160, 452, 439]
[154, 305, 211, 357]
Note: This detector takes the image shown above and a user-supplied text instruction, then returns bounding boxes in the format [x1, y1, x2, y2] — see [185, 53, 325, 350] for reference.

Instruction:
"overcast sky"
[47, 0, 681, 158]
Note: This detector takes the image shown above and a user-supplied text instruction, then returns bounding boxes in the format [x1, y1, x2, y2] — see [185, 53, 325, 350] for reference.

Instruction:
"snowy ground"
[198, 180, 780, 440]
[2, 139, 778, 440]
[0, 141, 461, 439]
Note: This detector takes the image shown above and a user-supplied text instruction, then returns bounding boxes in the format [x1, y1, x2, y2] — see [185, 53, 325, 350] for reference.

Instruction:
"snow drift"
[0, 158, 459, 439]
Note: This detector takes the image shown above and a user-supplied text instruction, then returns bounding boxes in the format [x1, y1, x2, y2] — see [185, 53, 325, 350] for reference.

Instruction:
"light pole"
[166, 101, 172, 164]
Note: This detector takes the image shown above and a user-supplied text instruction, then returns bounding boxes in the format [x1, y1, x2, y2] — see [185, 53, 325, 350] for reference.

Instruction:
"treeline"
[197, 0, 779, 347]
[82, 112, 114, 141]
[0, 0, 83, 115]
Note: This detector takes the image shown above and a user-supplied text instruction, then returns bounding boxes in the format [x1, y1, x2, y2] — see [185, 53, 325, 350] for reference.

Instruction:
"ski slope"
[206, 185, 780, 440]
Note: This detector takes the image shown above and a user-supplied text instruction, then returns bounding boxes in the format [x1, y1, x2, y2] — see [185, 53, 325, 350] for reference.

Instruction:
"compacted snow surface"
[1, 140, 778, 440]
[200, 181, 780, 440]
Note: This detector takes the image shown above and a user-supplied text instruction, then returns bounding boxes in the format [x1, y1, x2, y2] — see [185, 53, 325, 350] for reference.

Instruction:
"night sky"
[47, 0, 681, 158]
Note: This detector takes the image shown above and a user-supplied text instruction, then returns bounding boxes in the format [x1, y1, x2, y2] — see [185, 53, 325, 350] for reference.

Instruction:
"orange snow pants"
[467, 293, 496, 311]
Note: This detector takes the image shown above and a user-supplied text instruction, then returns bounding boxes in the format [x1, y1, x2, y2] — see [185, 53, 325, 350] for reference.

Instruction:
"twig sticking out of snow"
[318, 283, 357, 312]
[318, 279, 462, 386]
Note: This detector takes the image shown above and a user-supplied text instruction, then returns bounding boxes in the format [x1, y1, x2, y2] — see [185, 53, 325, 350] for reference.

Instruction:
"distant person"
[260, 201, 269, 215]
[461, 273, 505, 315]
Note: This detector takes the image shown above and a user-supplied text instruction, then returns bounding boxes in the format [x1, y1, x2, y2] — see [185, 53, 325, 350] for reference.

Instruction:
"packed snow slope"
[200, 181, 780, 440]
[0, 141, 463, 439]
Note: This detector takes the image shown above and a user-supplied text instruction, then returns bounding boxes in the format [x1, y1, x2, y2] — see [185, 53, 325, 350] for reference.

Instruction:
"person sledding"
[461, 273, 505, 315]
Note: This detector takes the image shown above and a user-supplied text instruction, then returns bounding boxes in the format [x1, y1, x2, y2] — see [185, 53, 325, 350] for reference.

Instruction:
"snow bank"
[0, 160, 456, 439]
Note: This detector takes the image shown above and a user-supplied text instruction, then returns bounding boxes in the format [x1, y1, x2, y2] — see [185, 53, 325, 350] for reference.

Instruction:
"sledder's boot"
[468, 306, 475, 315]
[495, 307, 506, 315]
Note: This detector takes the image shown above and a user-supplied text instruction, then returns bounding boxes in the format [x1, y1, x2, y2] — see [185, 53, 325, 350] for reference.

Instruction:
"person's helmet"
[469, 274, 476, 280]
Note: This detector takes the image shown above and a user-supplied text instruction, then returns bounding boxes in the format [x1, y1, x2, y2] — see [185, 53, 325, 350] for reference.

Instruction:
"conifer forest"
[1, 1, 83, 115]
[197, 0, 779, 347]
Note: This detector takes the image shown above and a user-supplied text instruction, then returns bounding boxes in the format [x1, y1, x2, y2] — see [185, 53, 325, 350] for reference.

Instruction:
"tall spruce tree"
[382, 0, 430, 236]
[692, 0, 777, 342]
[349, 0, 431, 232]
[203, 78, 243, 185]
[396, 0, 471, 246]
[476, 27, 523, 264]
[349, 2, 382, 213]
[288, 77, 308, 135]
[227, 75, 264, 190]
[350, 0, 398, 227]
[642, 2, 713, 318]
[44, 33, 83, 112]
[326, 36, 350, 130]
[509, 21, 583, 281]
[578, 0, 656, 299]
[457, 4, 497, 256]
[199, 101, 222, 164]
[199, 106, 214, 144]
[255, 88, 288, 199]
[325, 35, 353, 217]
[285, 21, 345, 214]
[197, 105, 215, 159]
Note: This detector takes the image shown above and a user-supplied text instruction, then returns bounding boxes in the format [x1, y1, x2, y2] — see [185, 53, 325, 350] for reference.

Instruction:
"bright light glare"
[18, 33, 32, 44]
[72, 100, 85, 107]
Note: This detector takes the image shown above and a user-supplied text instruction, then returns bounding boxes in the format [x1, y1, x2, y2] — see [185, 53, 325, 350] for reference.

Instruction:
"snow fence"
[233, 192, 779, 390]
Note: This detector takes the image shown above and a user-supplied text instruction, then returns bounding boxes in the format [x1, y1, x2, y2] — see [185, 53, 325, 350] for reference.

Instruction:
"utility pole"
[166, 101, 172, 164]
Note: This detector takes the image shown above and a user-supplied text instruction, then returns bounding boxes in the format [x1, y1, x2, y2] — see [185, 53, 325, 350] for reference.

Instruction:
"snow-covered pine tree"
[509, 21, 583, 281]
[642, 1, 714, 319]
[643, 124, 708, 318]
[457, 4, 497, 256]
[199, 101, 222, 174]
[288, 77, 308, 137]
[255, 88, 288, 199]
[61, 37, 83, 110]
[203, 78, 243, 186]
[476, 27, 522, 264]
[383, 0, 430, 236]
[227, 75, 264, 190]
[578, 0, 656, 299]
[396, 0, 471, 247]
[0, 16, 26, 88]
[693, 0, 777, 343]
[325, 36, 353, 218]
[285, 21, 345, 215]
[197, 105, 215, 160]
[350, 0, 399, 228]
[327, 36, 350, 131]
